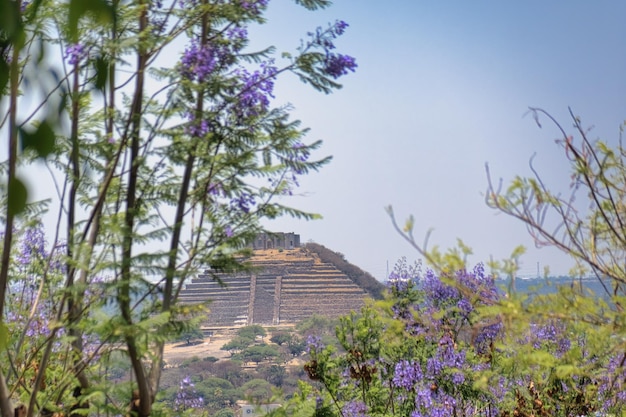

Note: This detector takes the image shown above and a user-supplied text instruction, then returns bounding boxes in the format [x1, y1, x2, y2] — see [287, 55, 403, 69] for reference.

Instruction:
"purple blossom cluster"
[323, 53, 357, 79]
[184, 111, 211, 138]
[306, 334, 325, 353]
[231, 60, 277, 121]
[226, 25, 248, 44]
[180, 41, 219, 83]
[388, 331, 475, 416]
[302, 257, 626, 415]
[207, 182, 224, 197]
[174, 376, 204, 411]
[16, 224, 47, 266]
[393, 359, 423, 390]
[6, 304, 52, 339]
[342, 400, 368, 417]
[240, 0, 269, 16]
[304, 20, 358, 79]
[65, 43, 87, 66]
[529, 321, 571, 357]
[598, 354, 626, 410]
[230, 193, 256, 213]
[307, 20, 350, 51]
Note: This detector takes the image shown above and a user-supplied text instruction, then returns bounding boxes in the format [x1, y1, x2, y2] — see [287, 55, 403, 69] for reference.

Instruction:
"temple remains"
[248, 232, 301, 250]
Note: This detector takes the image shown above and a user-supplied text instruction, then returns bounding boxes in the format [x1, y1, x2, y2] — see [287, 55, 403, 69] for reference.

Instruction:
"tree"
[237, 324, 267, 341]
[0, 0, 356, 415]
[487, 108, 626, 298]
[241, 378, 273, 403]
[258, 364, 286, 387]
[270, 331, 293, 346]
[221, 336, 254, 356]
[240, 343, 279, 365]
[281, 258, 626, 416]
[212, 409, 235, 417]
[175, 322, 205, 345]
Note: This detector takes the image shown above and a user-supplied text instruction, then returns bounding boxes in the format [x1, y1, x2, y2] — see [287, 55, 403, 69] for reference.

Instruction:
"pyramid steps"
[178, 248, 369, 326]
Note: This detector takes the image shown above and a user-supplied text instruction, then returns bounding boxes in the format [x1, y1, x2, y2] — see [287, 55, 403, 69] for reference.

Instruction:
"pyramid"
[178, 247, 372, 327]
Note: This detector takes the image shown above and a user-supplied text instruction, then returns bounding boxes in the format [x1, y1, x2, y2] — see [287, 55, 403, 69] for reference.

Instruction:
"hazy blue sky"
[250, 1, 626, 279]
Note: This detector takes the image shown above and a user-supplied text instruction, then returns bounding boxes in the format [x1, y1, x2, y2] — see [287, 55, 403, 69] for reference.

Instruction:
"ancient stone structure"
[248, 232, 300, 250]
[178, 247, 369, 327]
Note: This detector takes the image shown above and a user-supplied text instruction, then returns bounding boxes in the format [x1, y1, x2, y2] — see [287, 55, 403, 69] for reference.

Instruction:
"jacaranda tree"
[285, 107, 626, 416]
[0, 0, 356, 415]
[286, 257, 626, 416]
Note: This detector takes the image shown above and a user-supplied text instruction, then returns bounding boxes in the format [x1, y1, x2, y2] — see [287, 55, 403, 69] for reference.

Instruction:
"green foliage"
[258, 364, 287, 387]
[7, 177, 27, 217]
[19, 120, 56, 159]
[0, 0, 355, 414]
[270, 331, 293, 346]
[237, 324, 266, 341]
[212, 409, 235, 417]
[487, 108, 626, 292]
[296, 314, 337, 338]
[221, 336, 254, 355]
[174, 321, 205, 345]
[239, 344, 280, 365]
[241, 378, 273, 402]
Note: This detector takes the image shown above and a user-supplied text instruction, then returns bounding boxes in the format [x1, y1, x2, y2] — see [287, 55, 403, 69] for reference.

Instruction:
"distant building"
[249, 232, 300, 250]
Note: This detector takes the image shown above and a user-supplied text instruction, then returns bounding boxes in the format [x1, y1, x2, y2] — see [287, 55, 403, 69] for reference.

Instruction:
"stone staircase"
[178, 249, 370, 326]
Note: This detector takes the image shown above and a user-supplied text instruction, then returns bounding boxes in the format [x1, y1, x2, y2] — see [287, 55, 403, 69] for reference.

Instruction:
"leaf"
[293, 0, 332, 10]
[0, 57, 8, 93]
[93, 55, 109, 92]
[403, 215, 414, 233]
[7, 177, 27, 216]
[0, 322, 8, 351]
[0, 0, 23, 45]
[68, 0, 115, 43]
[20, 120, 55, 158]
[555, 364, 577, 379]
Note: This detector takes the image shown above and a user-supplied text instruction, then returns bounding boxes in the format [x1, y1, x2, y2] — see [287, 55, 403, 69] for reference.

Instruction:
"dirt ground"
[163, 333, 233, 366]
[162, 325, 303, 368]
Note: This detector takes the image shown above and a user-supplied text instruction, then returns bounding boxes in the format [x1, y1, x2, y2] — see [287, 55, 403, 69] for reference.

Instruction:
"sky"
[244, 1, 626, 279]
[16, 1, 626, 281]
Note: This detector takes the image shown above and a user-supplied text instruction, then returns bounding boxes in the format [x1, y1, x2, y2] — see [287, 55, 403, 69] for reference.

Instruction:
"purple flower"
[17, 224, 46, 266]
[323, 53, 357, 79]
[231, 60, 277, 121]
[180, 41, 218, 82]
[240, 0, 269, 16]
[230, 193, 256, 213]
[393, 360, 422, 390]
[226, 25, 248, 44]
[65, 43, 86, 66]
[333, 20, 349, 36]
[342, 401, 367, 417]
[208, 182, 224, 197]
[224, 225, 233, 237]
[306, 335, 325, 353]
[415, 387, 433, 410]
[175, 376, 204, 411]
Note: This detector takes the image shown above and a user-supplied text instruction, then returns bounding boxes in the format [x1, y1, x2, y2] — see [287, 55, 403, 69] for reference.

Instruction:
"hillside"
[304, 242, 386, 299]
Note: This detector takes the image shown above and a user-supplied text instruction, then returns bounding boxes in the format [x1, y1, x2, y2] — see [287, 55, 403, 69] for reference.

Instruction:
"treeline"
[155, 317, 340, 416]
[304, 243, 386, 299]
